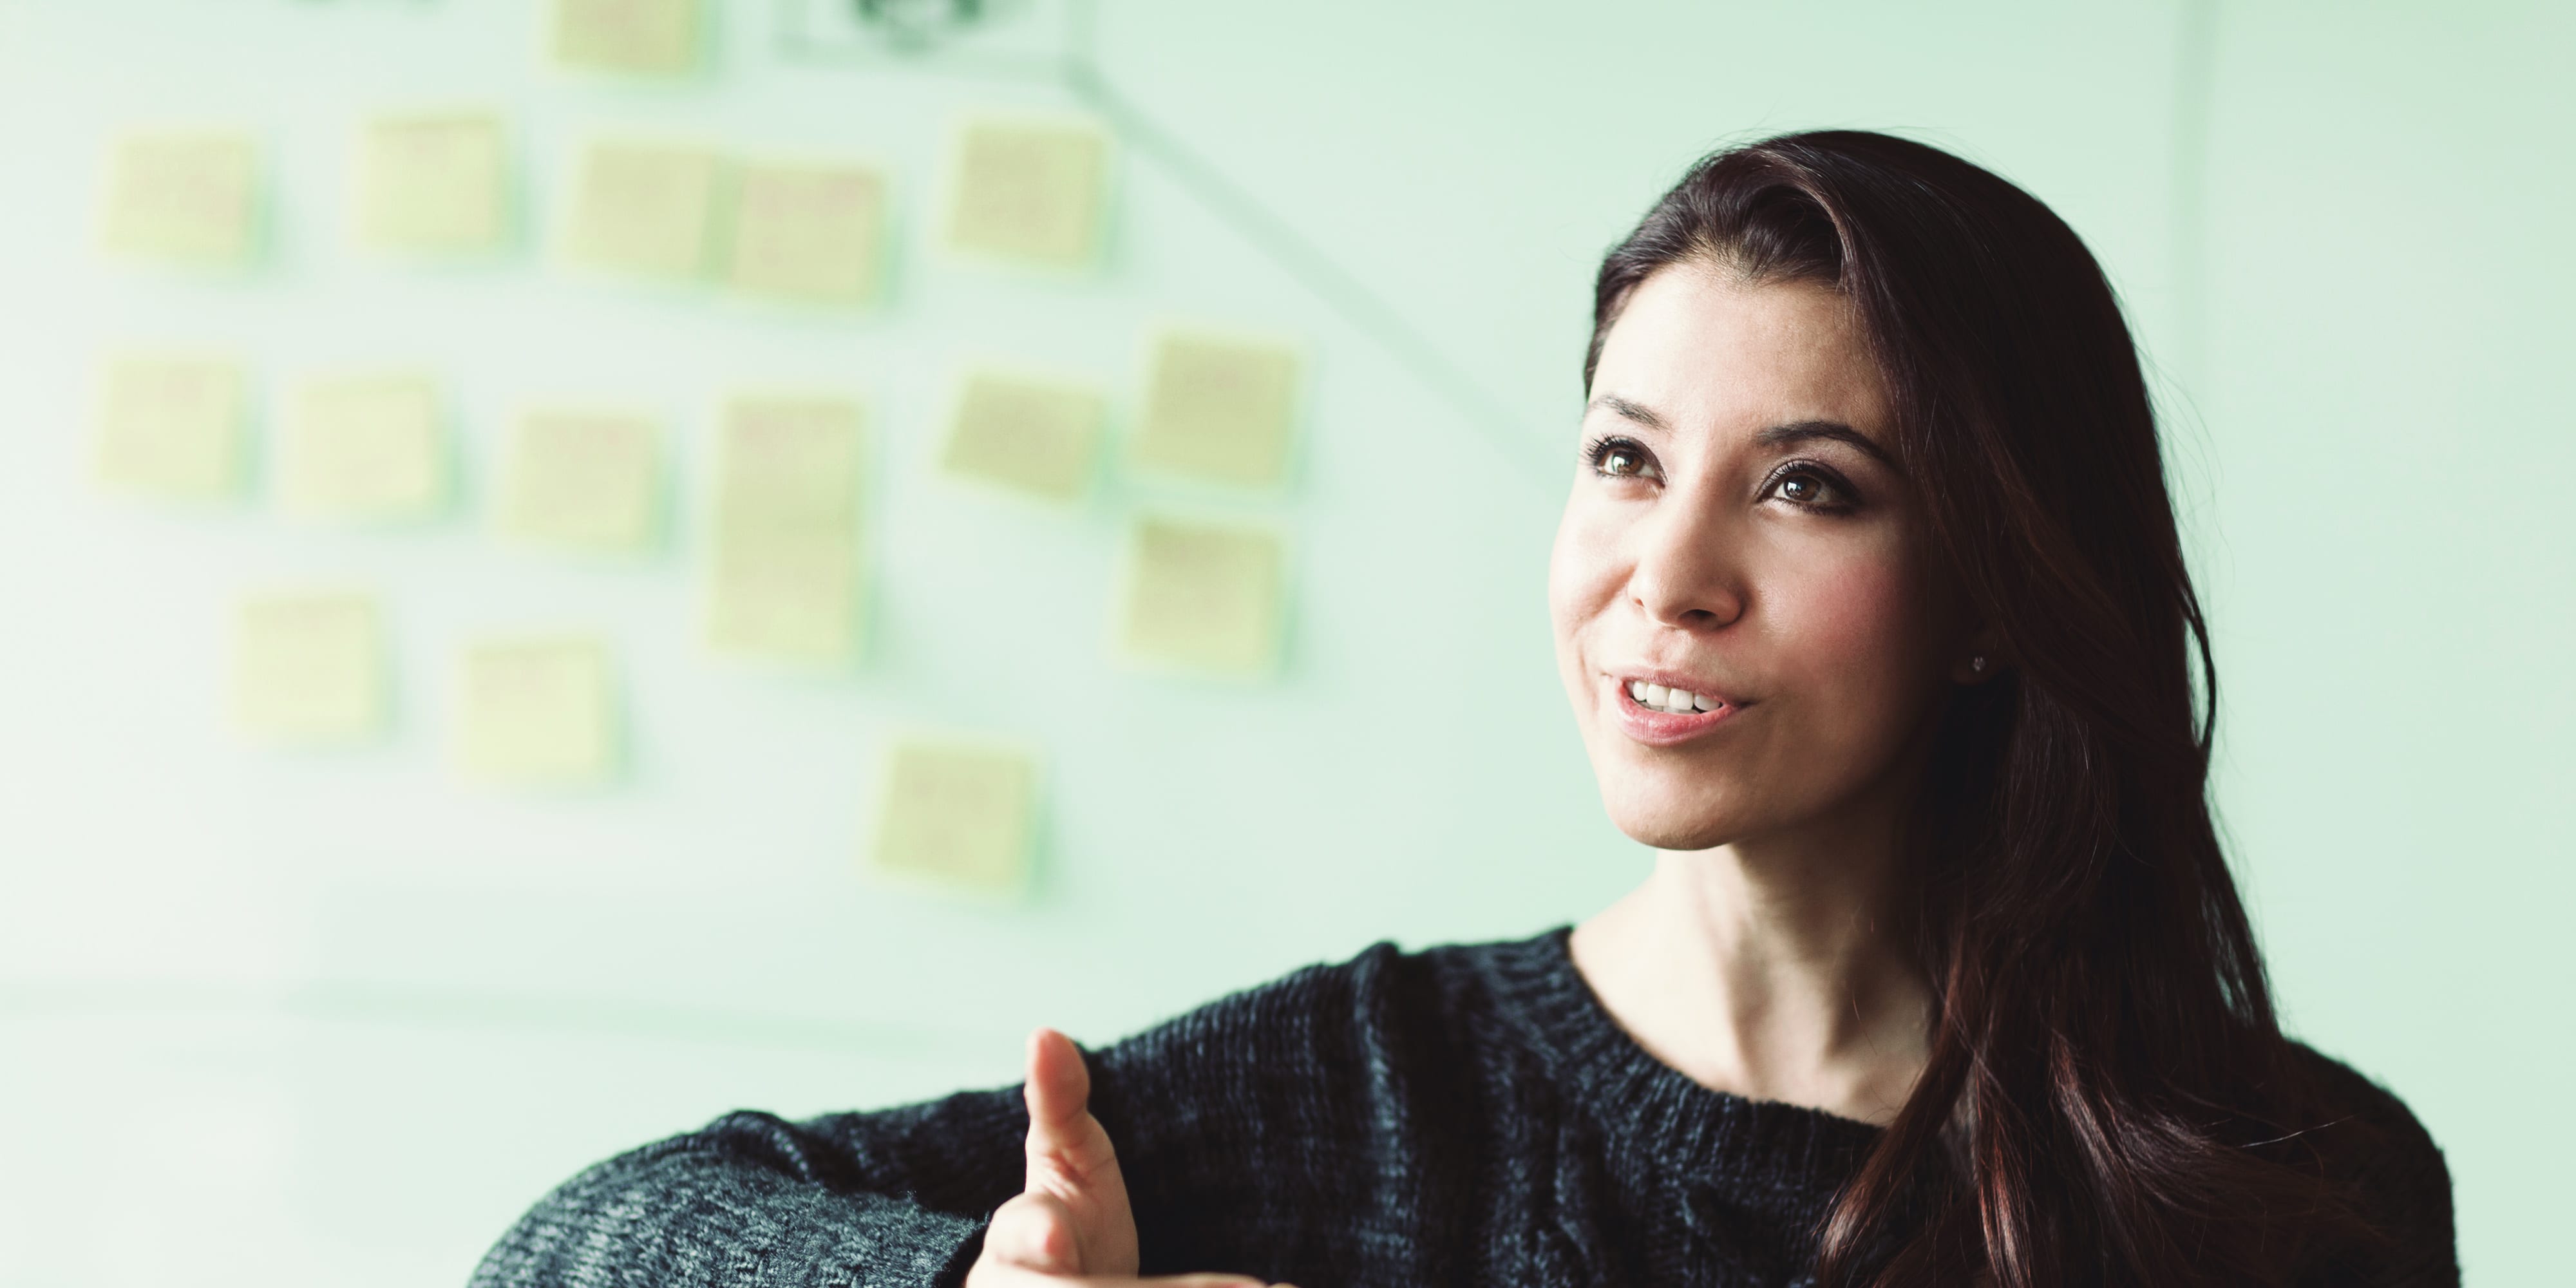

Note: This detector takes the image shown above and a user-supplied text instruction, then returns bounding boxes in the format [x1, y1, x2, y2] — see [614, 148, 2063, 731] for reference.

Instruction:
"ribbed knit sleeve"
[466, 940, 1470, 1288]
[467, 1081, 1028, 1288]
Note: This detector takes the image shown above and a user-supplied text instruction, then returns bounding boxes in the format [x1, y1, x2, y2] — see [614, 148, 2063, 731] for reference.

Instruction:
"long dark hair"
[1587, 131, 2378, 1287]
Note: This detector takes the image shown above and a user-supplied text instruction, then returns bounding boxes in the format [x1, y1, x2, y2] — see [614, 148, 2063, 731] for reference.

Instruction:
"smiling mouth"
[1622, 678, 1727, 715]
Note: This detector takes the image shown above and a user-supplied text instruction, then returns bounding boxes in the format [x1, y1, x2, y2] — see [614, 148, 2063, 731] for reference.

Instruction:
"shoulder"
[1091, 927, 1551, 1074]
[2280, 1040, 2459, 1287]
[1082, 927, 1558, 1132]
[2282, 1039, 2448, 1184]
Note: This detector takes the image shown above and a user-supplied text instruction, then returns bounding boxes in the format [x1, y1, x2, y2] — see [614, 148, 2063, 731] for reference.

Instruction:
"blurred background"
[1, 1, 2567, 1283]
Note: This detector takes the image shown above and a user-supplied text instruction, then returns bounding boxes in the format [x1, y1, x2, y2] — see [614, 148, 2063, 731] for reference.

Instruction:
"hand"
[963, 1027, 1294, 1288]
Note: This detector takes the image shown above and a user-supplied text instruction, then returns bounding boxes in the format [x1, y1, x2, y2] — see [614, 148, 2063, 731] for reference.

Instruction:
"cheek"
[1763, 541, 1939, 726]
[1546, 498, 1621, 652]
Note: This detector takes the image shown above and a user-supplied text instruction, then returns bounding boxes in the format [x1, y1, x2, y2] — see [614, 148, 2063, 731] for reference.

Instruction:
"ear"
[1950, 621, 2007, 685]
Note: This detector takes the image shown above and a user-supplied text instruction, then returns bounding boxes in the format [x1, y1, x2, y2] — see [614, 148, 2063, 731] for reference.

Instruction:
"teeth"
[1626, 679, 1719, 715]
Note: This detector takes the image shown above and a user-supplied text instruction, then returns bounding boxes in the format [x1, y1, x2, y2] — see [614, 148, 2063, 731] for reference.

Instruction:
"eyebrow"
[1755, 421, 1902, 475]
[1588, 393, 1671, 433]
[1586, 393, 1902, 475]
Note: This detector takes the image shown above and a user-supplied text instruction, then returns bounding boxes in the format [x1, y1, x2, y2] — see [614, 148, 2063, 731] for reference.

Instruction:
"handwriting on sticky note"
[234, 591, 385, 743]
[705, 395, 866, 662]
[562, 139, 721, 279]
[725, 160, 887, 304]
[357, 112, 509, 254]
[551, 0, 701, 75]
[944, 118, 1108, 269]
[938, 370, 1103, 501]
[1130, 331, 1300, 488]
[94, 354, 247, 501]
[495, 408, 661, 551]
[101, 131, 260, 265]
[277, 373, 446, 522]
[869, 736, 1038, 892]
[1116, 515, 1285, 676]
[453, 637, 618, 785]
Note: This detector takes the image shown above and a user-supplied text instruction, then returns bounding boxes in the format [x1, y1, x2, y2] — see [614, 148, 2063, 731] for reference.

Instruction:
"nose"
[1626, 491, 1745, 632]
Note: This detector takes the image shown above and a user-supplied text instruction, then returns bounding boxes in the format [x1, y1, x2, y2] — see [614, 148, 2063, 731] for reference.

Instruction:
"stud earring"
[1971, 655, 1987, 674]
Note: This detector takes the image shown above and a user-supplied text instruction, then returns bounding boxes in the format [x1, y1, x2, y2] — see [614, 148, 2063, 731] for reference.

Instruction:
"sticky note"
[550, 0, 701, 75]
[1129, 331, 1301, 488]
[943, 117, 1109, 269]
[233, 591, 385, 743]
[705, 396, 866, 662]
[356, 112, 510, 255]
[562, 139, 722, 279]
[494, 408, 661, 552]
[937, 370, 1103, 501]
[452, 636, 618, 784]
[100, 131, 260, 265]
[1115, 516, 1285, 676]
[868, 735, 1038, 893]
[93, 354, 247, 501]
[276, 372, 446, 522]
[724, 160, 887, 304]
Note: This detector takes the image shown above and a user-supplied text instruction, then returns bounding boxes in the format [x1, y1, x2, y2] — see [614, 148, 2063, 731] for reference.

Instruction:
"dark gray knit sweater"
[469, 925, 2456, 1287]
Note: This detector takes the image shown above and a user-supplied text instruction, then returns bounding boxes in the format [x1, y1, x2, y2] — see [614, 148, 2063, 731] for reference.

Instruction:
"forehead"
[1590, 263, 1888, 434]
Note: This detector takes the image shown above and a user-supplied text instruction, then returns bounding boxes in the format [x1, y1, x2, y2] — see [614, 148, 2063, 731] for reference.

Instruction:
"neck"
[1569, 795, 1934, 1126]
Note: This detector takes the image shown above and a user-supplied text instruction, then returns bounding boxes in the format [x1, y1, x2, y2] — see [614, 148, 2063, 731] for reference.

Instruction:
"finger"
[1022, 1026, 1090, 1138]
[1021, 1027, 1117, 1182]
[983, 1190, 1081, 1275]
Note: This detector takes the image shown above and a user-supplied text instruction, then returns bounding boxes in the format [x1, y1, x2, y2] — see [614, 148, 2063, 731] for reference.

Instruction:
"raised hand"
[962, 1027, 1291, 1288]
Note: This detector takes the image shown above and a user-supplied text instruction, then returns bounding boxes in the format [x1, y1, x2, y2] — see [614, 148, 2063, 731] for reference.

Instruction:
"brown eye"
[1586, 435, 1658, 480]
[1764, 464, 1855, 510]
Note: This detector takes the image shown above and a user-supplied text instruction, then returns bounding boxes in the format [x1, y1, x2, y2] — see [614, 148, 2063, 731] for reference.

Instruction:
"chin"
[1598, 773, 1749, 852]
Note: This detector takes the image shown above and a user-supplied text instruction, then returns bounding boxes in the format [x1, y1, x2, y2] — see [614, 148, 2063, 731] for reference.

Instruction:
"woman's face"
[1549, 262, 1972, 853]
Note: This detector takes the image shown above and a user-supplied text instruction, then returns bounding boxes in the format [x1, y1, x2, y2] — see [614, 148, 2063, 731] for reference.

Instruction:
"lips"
[1606, 670, 1747, 746]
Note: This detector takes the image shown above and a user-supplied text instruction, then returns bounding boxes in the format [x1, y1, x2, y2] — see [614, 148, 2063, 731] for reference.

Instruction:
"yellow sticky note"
[549, 0, 701, 75]
[938, 370, 1103, 501]
[868, 735, 1038, 893]
[724, 160, 887, 304]
[233, 592, 385, 743]
[1115, 516, 1286, 676]
[356, 112, 510, 255]
[705, 395, 866, 663]
[1129, 331, 1301, 489]
[100, 131, 260, 265]
[277, 372, 446, 522]
[944, 117, 1109, 269]
[452, 637, 618, 785]
[494, 408, 661, 552]
[93, 354, 247, 501]
[562, 139, 722, 279]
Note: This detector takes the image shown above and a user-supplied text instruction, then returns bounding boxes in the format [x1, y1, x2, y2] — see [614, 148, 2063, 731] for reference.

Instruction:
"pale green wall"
[0, 2, 2561, 1283]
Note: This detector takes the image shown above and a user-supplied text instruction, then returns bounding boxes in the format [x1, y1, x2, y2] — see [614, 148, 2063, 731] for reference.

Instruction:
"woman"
[473, 131, 2456, 1288]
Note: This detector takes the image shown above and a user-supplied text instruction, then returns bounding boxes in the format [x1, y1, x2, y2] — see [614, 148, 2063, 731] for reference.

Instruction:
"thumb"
[981, 1190, 1082, 1275]
[1021, 1027, 1118, 1191]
